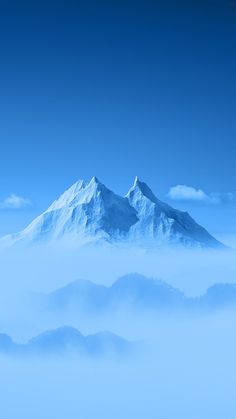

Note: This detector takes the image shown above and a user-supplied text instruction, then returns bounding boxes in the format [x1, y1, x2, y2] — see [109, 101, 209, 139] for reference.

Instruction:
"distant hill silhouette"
[43, 273, 236, 315]
[0, 326, 132, 357]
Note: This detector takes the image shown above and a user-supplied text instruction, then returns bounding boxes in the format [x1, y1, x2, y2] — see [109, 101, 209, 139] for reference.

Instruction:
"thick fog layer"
[0, 242, 236, 418]
[1, 313, 236, 419]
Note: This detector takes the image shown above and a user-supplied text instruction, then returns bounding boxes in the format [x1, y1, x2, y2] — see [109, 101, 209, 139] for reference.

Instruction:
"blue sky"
[0, 0, 235, 236]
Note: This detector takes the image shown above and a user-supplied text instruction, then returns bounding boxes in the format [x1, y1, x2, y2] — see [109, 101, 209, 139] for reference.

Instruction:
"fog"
[1, 313, 236, 419]
[0, 240, 236, 295]
[0, 242, 236, 418]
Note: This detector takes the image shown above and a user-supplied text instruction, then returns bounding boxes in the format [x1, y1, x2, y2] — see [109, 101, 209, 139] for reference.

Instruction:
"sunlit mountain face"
[4, 176, 224, 249]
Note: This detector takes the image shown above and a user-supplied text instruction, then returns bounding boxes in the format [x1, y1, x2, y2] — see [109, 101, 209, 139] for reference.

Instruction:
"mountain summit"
[7, 177, 223, 248]
[10, 176, 138, 244]
[126, 177, 221, 247]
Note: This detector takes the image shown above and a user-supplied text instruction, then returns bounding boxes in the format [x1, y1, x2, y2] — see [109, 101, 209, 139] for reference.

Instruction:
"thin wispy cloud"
[167, 184, 234, 205]
[0, 194, 32, 210]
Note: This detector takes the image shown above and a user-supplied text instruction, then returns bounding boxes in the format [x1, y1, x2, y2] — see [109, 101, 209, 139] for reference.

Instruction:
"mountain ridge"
[3, 176, 224, 249]
[44, 273, 236, 315]
[0, 326, 132, 357]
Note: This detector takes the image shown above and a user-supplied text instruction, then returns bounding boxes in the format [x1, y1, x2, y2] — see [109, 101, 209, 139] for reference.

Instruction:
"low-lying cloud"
[0, 194, 32, 210]
[0, 242, 236, 419]
[167, 184, 234, 205]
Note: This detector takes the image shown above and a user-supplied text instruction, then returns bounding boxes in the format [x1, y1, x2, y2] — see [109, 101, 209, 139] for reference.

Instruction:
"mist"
[1, 312, 236, 419]
[0, 240, 236, 294]
[0, 242, 236, 418]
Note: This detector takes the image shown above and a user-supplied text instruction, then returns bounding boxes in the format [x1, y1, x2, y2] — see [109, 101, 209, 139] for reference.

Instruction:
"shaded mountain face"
[8, 176, 223, 248]
[44, 274, 236, 316]
[0, 326, 131, 357]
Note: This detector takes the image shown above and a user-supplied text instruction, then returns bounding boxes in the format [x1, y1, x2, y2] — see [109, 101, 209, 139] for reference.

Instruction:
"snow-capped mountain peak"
[89, 176, 100, 185]
[126, 177, 222, 248]
[11, 177, 138, 244]
[127, 176, 162, 204]
[47, 179, 86, 212]
[5, 176, 224, 248]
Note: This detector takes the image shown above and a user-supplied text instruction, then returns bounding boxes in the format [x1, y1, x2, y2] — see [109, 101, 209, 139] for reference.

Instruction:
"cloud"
[0, 194, 32, 210]
[167, 185, 234, 205]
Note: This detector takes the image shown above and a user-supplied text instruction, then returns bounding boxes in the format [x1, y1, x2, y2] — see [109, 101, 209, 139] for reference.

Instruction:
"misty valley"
[0, 241, 236, 419]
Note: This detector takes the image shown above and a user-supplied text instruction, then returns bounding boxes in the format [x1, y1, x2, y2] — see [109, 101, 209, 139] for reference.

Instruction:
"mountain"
[0, 326, 131, 357]
[44, 274, 236, 315]
[9, 177, 138, 244]
[48, 279, 109, 313]
[6, 176, 223, 248]
[126, 177, 222, 247]
[45, 274, 186, 314]
[109, 273, 185, 310]
[198, 283, 236, 310]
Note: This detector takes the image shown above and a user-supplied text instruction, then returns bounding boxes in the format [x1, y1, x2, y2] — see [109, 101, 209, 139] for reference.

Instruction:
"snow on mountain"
[126, 177, 222, 248]
[10, 176, 138, 244]
[5, 176, 224, 248]
[46, 179, 86, 211]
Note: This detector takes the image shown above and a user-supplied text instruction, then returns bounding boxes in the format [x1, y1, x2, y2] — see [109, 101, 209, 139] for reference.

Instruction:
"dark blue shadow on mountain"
[8, 176, 225, 249]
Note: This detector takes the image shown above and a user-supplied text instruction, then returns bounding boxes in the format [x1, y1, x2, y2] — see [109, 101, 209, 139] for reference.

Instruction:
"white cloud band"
[167, 184, 234, 205]
[0, 194, 32, 210]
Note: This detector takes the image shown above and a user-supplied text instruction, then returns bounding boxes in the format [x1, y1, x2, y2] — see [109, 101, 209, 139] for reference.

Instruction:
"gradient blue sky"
[0, 0, 235, 236]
